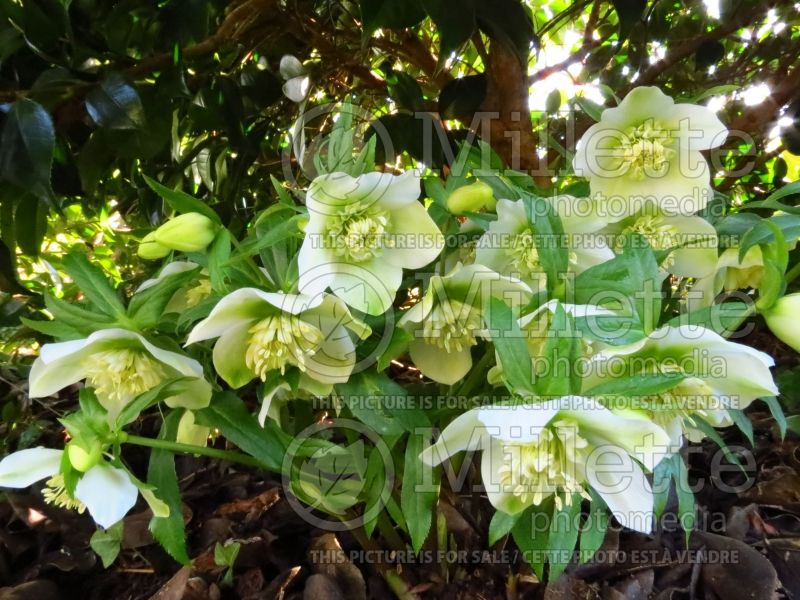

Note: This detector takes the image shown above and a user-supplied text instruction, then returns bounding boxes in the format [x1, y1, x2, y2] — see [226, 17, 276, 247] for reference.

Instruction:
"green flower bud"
[67, 441, 102, 472]
[446, 181, 495, 214]
[138, 231, 171, 259]
[152, 213, 218, 252]
[763, 293, 800, 352]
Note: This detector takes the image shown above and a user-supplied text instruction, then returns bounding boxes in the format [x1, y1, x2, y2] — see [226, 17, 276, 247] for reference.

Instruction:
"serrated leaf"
[90, 522, 123, 568]
[147, 410, 190, 564]
[401, 432, 439, 552]
[142, 174, 220, 224]
[194, 392, 289, 472]
[62, 252, 127, 319]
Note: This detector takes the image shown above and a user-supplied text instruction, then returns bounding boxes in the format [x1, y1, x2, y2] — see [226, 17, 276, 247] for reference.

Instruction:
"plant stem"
[786, 262, 800, 285]
[453, 350, 495, 399]
[123, 434, 265, 468]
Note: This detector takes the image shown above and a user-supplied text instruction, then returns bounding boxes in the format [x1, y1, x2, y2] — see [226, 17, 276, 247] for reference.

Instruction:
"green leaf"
[762, 396, 786, 439]
[401, 432, 439, 552]
[728, 409, 755, 446]
[672, 454, 695, 544]
[579, 491, 608, 563]
[194, 392, 289, 472]
[743, 179, 800, 215]
[584, 372, 687, 397]
[86, 73, 145, 130]
[62, 252, 127, 319]
[115, 377, 195, 429]
[127, 264, 201, 328]
[43, 293, 116, 334]
[571, 96, 604, 122]
[522, 193, 568, 298]
[547, 494, 582, 579]
[361, 0, 426, 35]
[512, 502, 552, 579]
[208, 228, 232, 292]
[475, 0, 534, 65]
[665, 300, 752, 337]
[0, 98, 54, 200]
[488, 510, 518, 546]
[484, 296, 534, 394]
[574, 234, 665, 334]
[90, 522, 123, 568]
[336, 370, 430, 432]
[536, 304, 580, 397]
[142, 174, 220, 224]
[147, 410, 190, 564]
[611, 0, 646, 43]
[14, 194, 46, 256]
[423, 0, 476, 61]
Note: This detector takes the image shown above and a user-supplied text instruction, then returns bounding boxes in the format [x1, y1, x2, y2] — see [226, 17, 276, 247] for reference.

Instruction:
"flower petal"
[419, 408, 485, 467]
[212, 321, 255, 388]
[75, 465, 138, 529]
[385, 201, 444, 269]
[186, 288, 277, 344]
[481, 439, 534, 515]
[666, 215, 718, 278]
[586, 450, 654, 533]
[408, 338, 472, 385]
[666, 102, 728, 151]
[476, 399, 565, 443]
[0, 448, 62, 488]
[304, 324, 357, 384]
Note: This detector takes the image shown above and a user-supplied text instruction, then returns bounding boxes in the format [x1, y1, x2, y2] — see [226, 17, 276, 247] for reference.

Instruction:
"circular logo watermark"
[281, 418, 395, 531]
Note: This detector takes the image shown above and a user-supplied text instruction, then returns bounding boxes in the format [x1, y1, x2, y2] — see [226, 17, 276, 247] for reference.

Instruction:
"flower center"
[618, 214, 678, 265]
[641, 376, 716, 430]
[184, 278, 212, 307]
[724, 265, 763, 292]
[42, 474, 86, 512]
[84, 349, 168, 405]
[507, 231, 542, 276]
[245, 315, 325, 380]
[326, 204, 392, 262]
[421, 300, 483, 352]
[621, 121, 674, 180]
[497, 419, 592, 510]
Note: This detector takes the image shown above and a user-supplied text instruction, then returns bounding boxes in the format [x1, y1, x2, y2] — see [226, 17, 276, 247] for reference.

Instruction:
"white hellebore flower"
[136, 261, 212, 313]
[280, 54, 311, 103]
[476, 197, 613, 291]
[399, 264, 531, 385]
[605, 207, 718, 278]
[689, 246, 764, 309]
[573, 87, 727, 221]
[298, 170, 444, 315]
[420, 397, 670, 532]
[186, 288, 371, 389]
[0, 448, 140, 529]
[586, 324, 778, 444]
[763, 293, 800, 353]
[29, 329, 212, 422]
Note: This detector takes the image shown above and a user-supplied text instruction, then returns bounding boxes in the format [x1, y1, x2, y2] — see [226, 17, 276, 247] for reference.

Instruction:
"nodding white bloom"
[573, 87, 727, 222]
[0, 448, 140, 529]
[763, 293, 800, 353]
[585, 324, 778, 444]
[399, 264, 531, 385]
[279, 54, 311, 103]
[604, 208, 718, 278]
[29, 329, 212, 422]
[136, 261, 212, 313]
[689, 246, 764, 309]
[487, 300, 613, 386]
[420, 397, 670, 532]
[476, 197, 613, 291]
[186, 288, 371, 389]
[298, 171, 444, 315]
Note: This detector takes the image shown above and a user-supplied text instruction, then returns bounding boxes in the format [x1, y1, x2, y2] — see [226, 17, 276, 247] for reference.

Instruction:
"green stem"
[786, 262, 800, 285]
[453, 350, 495, 399]
[123, 434, 264, 468]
